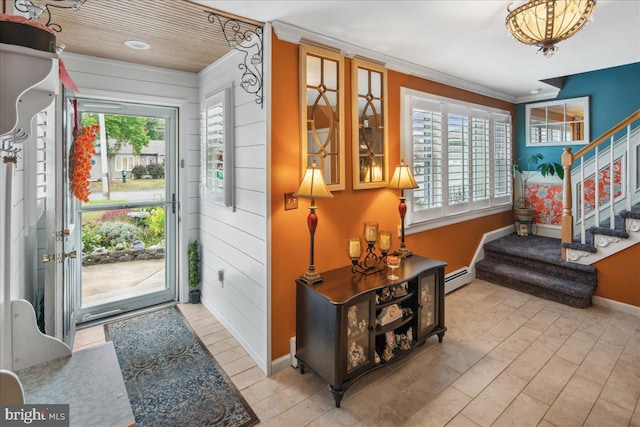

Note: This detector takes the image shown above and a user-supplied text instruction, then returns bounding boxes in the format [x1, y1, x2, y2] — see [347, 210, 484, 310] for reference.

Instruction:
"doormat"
[104, 306, 259, 427]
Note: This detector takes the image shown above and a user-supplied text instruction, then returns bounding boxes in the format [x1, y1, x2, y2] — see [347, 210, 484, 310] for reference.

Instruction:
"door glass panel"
[346, 299, 370, 373]
[80, 207, 165, 307]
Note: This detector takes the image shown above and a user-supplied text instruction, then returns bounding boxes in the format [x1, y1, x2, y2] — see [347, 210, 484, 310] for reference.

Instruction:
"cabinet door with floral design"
[344, 295, 374, 377]
[417, 273, 436, 340]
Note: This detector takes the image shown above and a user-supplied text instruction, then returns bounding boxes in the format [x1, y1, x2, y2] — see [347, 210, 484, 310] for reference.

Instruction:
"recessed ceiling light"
[529, 88, 541, 95]
[124, 40, 150, 50]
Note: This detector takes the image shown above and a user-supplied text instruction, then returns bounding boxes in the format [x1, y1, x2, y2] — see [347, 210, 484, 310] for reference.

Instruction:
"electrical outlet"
[284, 192, 298, 210]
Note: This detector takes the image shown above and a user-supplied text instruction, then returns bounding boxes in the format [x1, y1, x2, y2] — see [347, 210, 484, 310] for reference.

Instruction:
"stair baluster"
[561, 109, 640, 261]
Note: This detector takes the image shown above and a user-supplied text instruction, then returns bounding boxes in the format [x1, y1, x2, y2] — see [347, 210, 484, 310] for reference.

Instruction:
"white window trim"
[400, 88, 513, 233]
[115, 155, 137, 171]
[200, 84, 234, 208]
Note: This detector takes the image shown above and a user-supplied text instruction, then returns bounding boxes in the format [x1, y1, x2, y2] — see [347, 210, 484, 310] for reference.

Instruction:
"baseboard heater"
[444, 267, 471, 294]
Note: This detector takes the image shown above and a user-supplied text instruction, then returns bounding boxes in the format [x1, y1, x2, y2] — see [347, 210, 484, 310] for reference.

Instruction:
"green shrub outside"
[82, 207, 166, 253]
[98, 221, 142, 248]
[147, 163, 165, 179]
[131, 165, 148, 179]
[82, 222, 103, 253]
[130, 164, 164, 179]
[140, 207, 165, 247]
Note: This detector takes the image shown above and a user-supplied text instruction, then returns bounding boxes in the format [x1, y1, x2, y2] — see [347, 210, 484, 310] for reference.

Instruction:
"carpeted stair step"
[475, 259, 595, 308]
[620, 209, 640, 220]
[482, 249, 596, 283]
[483, 235, 597, 282]
[561, 241, 597, 253]
[476, 234, 597, 308]
[589, 227, 629, 239]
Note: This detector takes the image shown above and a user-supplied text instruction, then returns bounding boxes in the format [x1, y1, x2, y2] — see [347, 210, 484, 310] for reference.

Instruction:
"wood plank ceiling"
[40, 0, 262, 73]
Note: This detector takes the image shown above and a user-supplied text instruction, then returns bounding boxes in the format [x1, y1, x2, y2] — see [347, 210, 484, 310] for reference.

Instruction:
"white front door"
[43, 90, 78, 346]
[75, 99, 178, 323]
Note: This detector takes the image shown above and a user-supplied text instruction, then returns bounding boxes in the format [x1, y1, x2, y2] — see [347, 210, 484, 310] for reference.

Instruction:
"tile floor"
[73, 279, 640, 426]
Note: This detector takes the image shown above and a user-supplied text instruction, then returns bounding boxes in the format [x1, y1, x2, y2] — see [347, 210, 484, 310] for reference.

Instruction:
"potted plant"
[188, 240, 201, 304]
[512, 153, 564, 221]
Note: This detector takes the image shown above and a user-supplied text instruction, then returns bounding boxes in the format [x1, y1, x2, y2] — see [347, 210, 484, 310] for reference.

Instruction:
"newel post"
[561, 147, 573, 260]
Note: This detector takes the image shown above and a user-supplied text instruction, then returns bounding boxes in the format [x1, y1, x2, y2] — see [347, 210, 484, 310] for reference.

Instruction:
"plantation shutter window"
[402, 89, 513, 229]
[493, 114, 512, 204]
[201, 86, 234, 207]
[411, 103, 443, 213]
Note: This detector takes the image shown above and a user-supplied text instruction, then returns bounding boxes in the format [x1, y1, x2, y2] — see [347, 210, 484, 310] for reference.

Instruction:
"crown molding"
[514, 89, 561, 104]
[272, 20, 516, 103]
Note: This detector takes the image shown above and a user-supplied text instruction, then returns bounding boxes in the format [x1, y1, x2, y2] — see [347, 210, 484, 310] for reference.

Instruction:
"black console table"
[295, 255, 446, 407]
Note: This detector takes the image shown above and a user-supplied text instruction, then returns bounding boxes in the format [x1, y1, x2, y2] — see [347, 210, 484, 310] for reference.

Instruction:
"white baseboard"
[470, 225, 513, 270]
[592, 296, 640, 318]
[536, 224, 561, 238]
[271, 353, 294, 375]
[200, 296, 268, 375]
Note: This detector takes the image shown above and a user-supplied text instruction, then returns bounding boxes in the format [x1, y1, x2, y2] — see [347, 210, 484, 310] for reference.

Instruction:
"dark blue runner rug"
[104, 307, 259, 427]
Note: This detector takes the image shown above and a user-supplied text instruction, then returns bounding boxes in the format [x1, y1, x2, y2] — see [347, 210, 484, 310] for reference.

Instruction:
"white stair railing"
[562, 110, 640, 259]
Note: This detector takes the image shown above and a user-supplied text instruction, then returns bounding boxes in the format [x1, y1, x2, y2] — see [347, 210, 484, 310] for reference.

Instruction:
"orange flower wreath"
[68, 125, 99, 202]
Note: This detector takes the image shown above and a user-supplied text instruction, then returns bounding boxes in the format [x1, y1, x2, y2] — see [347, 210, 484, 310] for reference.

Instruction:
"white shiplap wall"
[198, 48, 269, 374]
[62, 53, 201, 302]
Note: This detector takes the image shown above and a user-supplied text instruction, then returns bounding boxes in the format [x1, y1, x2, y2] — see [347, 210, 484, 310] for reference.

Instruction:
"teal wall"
[515, 62, 640, 168]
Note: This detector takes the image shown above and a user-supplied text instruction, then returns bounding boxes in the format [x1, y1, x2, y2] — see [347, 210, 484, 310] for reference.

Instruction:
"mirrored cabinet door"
[352, 58, 388, 189]
[300, 44, 345, 191]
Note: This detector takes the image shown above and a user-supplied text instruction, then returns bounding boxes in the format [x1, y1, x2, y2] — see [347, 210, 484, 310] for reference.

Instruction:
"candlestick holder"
[350, 242, 388, 275]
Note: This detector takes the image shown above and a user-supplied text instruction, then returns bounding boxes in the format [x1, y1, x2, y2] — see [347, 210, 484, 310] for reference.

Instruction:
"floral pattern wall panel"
[525, 158, 623, 226]
[525, 183, 563, 225]
[577, 159, 623, 218]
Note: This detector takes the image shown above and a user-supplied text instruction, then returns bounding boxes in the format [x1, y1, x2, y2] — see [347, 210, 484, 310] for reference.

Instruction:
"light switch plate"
[285, 192, 298, 210]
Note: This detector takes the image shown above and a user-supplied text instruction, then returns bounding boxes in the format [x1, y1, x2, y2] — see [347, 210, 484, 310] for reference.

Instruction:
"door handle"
[56, 229, 70, 240]
[171, 193, 176, 214]
[43, 251, 76, 263]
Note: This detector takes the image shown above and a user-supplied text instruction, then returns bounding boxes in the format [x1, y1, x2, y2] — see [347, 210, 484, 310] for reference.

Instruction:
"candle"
[363, 222, 378, 243]
[348, 238, 362, 258]
[379, 231, 392, 251]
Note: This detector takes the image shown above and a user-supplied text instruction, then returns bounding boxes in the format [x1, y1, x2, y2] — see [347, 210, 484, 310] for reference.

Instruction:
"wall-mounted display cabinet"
[296, 255, 446, 407]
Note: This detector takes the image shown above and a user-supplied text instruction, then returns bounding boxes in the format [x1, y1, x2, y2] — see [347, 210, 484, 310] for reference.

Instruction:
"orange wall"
[594, 244, 640, 306]
[270, 35, 515, 359]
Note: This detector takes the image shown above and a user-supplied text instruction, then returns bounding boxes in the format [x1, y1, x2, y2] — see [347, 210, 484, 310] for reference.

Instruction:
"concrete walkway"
[81, 259, 165, 307]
